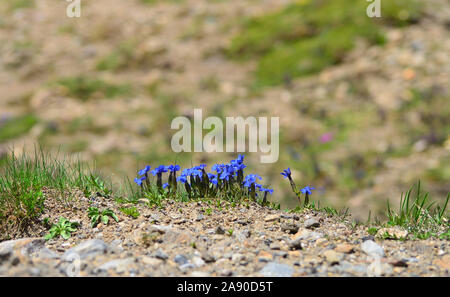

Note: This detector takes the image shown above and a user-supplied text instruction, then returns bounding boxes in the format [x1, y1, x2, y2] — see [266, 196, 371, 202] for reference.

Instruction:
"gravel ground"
[0, 194, 448, 277]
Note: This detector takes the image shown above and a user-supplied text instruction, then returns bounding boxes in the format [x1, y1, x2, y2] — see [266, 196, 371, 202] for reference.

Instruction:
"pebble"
[94, 258, 135, 274]
[154, 249, 169, 260]
[304, 218, 320, 229]
[281, 222, 299, 234]
[258, 251, 273, 262]
[264, 214, 280, 222]
[323, 250, 344, 264]
[288, 237, 303, 250]
[259, 262, 295, 277]
[367, 259, 393, 276]
[174, 254, 189, 265]
[192, 257, 205, 267]
[62, 239, 108, 261]
[335, 243, 354, 254]
[361, 240, 385, 259]
[215, 226, 225, 235]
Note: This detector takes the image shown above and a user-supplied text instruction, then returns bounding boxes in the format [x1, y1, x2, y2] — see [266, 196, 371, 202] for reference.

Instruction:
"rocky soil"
[0, 195, 448, 277]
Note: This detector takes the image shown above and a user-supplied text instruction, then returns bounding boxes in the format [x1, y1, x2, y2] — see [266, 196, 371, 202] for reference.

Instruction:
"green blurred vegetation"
[54, 76, 132, 101]
[228, 0, 423, 87]
[0, 115, 38, 143]
[4, 0, 34, 11]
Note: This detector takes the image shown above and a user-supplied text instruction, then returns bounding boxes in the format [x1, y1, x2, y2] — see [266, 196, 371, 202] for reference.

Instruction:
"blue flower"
[300, 186, 315, 195]
[195, 164, 207, 170]
[167, 165, 181, 172]
[207, 173, 218, 185]
[191, 169, 203, 179]
[162, 183, 169, 189]
[138, 165, 151, 176]
[151, 165, 168, 176]
[232, 162, 247, 171]
[134, 176, 146, 186]
[181, 168, 192, 176]
[281, 168, 292, 179]
[177, 175, 188, 183]
[219, 170, 231, 181]
[212, 164, 225, 174]
[243, 174, 262, 188]
[261, 187, 274, 194]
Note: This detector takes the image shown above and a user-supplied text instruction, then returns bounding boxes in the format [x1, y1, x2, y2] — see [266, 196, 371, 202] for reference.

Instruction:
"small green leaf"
[61, 230, 70, 240]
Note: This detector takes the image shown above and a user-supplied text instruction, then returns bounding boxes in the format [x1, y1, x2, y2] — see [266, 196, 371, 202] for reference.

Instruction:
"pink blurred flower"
[319, 132, 334, 143]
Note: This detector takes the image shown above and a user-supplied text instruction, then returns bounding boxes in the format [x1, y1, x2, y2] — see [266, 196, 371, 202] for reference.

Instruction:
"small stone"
[179, 263, 195, 271]
[315, 238, 328, 247]
[259, 262, 294, 277]
[291, 229, 323, 243]
[258, 251, 273, 262]
[218, 269, 233, 276]
[376, 227, 408, 239]
[195, 214, 205, 221]
[62, 239, 108, 261]
[270, 242, 281, 250]
[304, 218, 320, 229]
[264, 214, 280, 222]
[323, 250, 343, 264]
[288, 237, 303, 250]
[192, 257, 205, 268]
[215, 226, 225, 235]
[361, 240, 384, 258]
[201, 253, 215, 263]
[390, 260, 408, 268]
[174, 254, 189, 265]
[335, 243, 354, 254]
[142, 257, 162, 266]
[154, 249, 169, 260]
[95, 258, 136, 274]
[281, 222, 299, 234]
[367, 259, 393, 276]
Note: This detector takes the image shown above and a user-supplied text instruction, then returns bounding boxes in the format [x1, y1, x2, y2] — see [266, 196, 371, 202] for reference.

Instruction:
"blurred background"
[0, 0, 449, 220]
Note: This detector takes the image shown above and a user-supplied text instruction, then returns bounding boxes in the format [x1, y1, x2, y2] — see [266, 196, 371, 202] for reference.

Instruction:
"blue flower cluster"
[133, 155, 274, 203]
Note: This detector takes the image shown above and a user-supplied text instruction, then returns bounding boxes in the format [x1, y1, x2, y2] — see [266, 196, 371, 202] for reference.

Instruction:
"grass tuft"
[385, 181, 449, 239]
[0, 149, 111, 238]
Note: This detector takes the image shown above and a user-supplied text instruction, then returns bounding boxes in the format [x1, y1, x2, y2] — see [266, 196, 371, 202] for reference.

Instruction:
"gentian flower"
[207, 173, 218, 185]
[300, 186, 315, 195]
[260, 187, 273, 203]
[212, 164, 225, 174]
[177, 175, 188, 183]
[281, 168, 292, 179]
[300, 186, 315, 206]
[151, 165, 168, 176]
[138, 165, 151, 176]
[243, 174, 262, 188]
[167, 165, 181, 172]
[134, 176, 146, 186]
